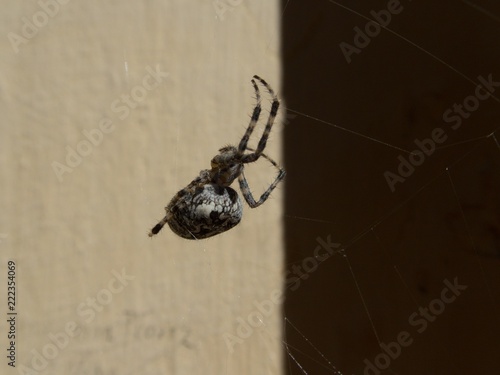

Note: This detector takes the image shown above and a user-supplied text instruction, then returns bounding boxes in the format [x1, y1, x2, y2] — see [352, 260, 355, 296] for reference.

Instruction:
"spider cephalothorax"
[149, 75, 285, 240]
[210, 146, 244, 186]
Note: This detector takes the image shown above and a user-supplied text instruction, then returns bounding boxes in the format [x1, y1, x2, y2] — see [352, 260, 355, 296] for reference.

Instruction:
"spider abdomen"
[167, 184, 243, 239]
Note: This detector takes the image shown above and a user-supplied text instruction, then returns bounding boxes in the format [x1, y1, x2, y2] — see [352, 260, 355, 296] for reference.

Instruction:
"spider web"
[272, 0, 500, 374]
[13, 1, 495, 374]
[177, 0, 500, 373]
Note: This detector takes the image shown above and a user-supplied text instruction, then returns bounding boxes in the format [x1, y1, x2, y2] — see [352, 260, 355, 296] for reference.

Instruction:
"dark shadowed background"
[282, 1, 500, 374]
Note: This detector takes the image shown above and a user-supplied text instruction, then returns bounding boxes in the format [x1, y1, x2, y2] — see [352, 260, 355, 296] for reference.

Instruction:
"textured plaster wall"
[1, 1, 283, 374]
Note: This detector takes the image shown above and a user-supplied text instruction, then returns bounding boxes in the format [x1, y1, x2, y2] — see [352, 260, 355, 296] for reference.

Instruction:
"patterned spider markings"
[149, 75, 285, 240]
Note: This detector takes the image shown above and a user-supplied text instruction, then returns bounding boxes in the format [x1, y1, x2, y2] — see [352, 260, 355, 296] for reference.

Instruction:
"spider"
[148, 75, 285, 240]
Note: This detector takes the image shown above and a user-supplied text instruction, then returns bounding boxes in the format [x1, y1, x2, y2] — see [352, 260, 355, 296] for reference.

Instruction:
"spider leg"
[238, 148, 285, 208]
[148, 214, 169, 237]
[241, 75, 279, 164]
[245, 147, 282, 170]
[238, 79, 262, 153]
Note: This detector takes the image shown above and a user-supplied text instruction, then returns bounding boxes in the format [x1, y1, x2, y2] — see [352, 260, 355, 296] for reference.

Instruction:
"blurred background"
[1, 1, 499, 374]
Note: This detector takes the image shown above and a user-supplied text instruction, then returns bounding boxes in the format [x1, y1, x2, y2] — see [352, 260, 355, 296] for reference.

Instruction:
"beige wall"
[1, 1, 284, 374]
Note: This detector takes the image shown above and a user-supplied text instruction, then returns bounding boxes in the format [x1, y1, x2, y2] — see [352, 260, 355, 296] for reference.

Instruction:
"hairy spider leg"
[148, 214, 198, 239]
[238, 147, 286, 208]
[240, 75, 280, 164]
[149, 215, 169, 237]
[238, 79, 262, 154]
